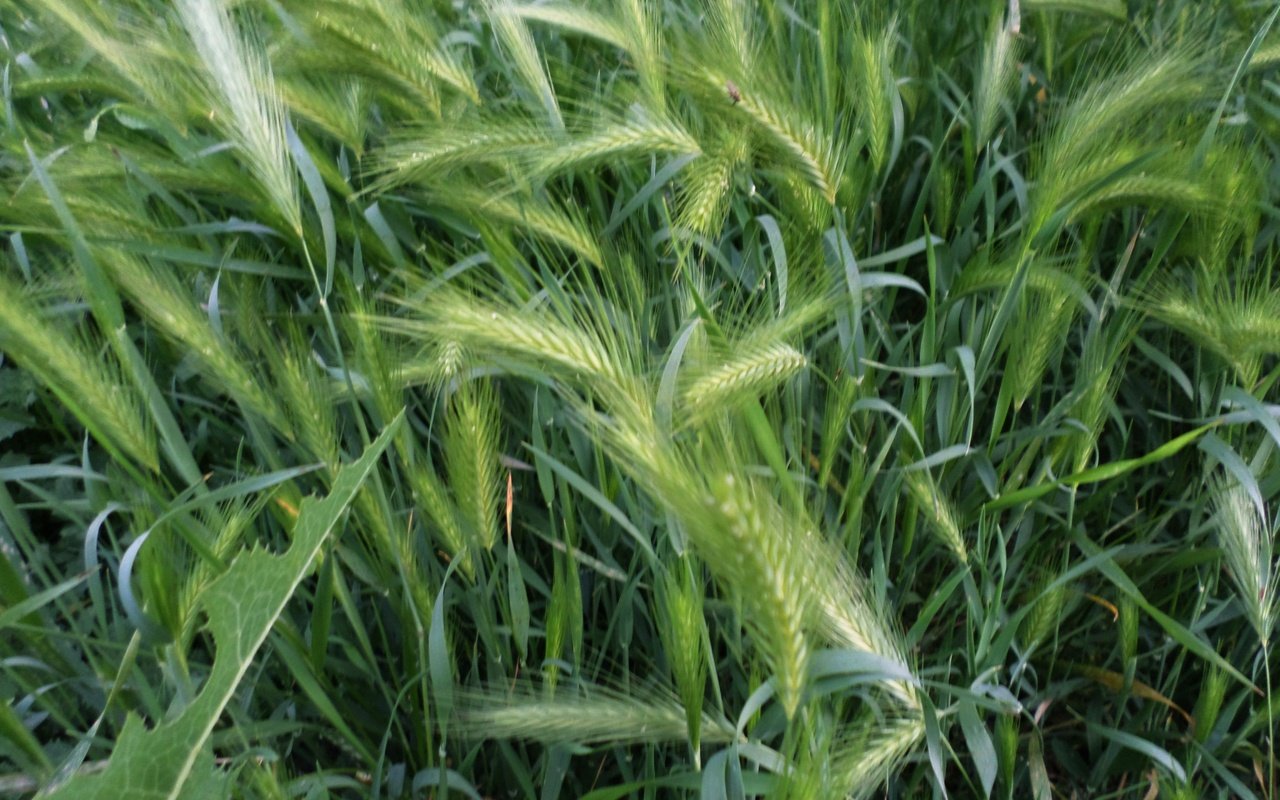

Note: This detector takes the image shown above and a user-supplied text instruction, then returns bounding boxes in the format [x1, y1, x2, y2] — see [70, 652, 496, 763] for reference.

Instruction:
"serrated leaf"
[41, 412, 403, 799]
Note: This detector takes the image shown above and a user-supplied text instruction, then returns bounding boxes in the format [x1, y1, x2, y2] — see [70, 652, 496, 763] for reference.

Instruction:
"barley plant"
[1, 0, 1279, 797]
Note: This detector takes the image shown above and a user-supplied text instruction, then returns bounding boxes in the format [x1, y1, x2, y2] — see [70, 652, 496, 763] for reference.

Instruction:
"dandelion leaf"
[42, 412, 404, 800]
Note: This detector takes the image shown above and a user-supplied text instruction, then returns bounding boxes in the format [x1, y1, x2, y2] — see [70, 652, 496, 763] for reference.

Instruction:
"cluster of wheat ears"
[0, 0, 1279, 797]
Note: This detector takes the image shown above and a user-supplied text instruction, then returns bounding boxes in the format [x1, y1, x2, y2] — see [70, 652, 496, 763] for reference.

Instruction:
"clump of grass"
[4, 1, 1280, 797]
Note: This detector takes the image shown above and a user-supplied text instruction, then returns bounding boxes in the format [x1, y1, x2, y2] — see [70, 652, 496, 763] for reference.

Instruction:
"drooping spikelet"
[1212, 477, 1277, 646]
[454, 682, 735, 745]
[0, 271, 157, 471]
[537, 116, 700, 175]
[727, 77, 843, 203]
[700, 473, 813, 718]
[972, 13, 1020, 147]
[902, 469, 967, 564]
[176, 0, 300, 233]
[681, 341, 807, 422]
[101, 250, 291, 437]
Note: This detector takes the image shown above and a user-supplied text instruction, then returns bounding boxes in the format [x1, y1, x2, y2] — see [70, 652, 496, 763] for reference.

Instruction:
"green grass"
[0, 0, 1278, 797]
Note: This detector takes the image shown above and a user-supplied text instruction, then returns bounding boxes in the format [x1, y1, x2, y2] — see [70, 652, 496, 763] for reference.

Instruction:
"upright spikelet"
[1191, 666, 1229, 743]
[656, 559, 710, 757]
[1054, 317, 1136, 474]
[410, 465, 471, 577]
[616, 0, 665, 108]
[445, 380, 503, 553]
[706, 0, 752, 75]
[1006, 290, 1073, 411]
[854, 23, 896, 173]
[1021, 571, 1068, 650]
[271, 329, 338, 467]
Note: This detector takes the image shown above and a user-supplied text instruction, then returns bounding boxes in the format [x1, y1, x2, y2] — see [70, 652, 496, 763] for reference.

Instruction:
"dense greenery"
[1, 0, 1279, 796]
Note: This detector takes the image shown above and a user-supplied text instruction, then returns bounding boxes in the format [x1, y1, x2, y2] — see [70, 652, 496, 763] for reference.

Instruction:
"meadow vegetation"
[1, 0, 1279, 797]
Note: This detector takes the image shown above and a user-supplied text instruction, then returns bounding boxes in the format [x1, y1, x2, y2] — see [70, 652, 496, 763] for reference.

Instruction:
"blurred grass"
[0, 0, 1279, 797]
